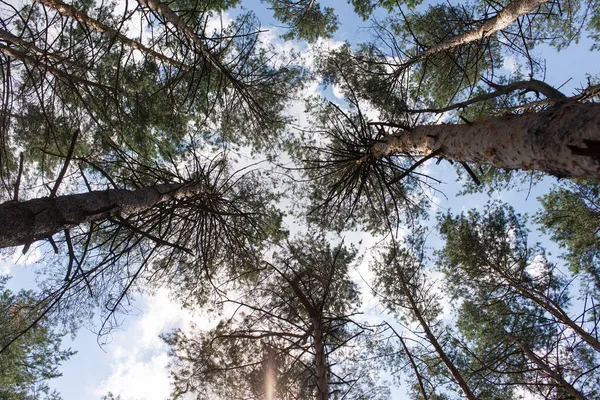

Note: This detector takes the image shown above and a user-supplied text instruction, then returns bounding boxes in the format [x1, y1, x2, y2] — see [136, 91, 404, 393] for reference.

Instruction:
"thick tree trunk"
[372, 101, 600, 181]
[36, 0, 184, 68]
[0, 182, 204, 248]
[409, 0, 548, 64]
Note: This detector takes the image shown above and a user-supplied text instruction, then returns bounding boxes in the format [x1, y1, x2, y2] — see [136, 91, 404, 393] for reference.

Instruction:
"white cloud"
[332, 83, 344, 99]
[94, 289, 211, 400]
[502, 56, 517, 74]
[205, 11, 234, 35]
[0, 261, 10, 275]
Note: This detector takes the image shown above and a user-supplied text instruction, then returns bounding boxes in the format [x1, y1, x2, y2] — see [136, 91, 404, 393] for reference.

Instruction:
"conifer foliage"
[0, 0, 599, 398]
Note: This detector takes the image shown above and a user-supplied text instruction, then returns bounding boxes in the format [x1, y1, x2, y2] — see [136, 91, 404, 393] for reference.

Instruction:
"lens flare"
[265, 364, 275, 400]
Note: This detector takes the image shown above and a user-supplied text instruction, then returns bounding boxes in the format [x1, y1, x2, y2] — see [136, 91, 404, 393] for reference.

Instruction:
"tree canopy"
[0, 0, 599, 398]
[0, 277, 74, 400]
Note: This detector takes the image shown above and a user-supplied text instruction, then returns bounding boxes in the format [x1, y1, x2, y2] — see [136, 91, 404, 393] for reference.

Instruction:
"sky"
[2, 0, 600, 399]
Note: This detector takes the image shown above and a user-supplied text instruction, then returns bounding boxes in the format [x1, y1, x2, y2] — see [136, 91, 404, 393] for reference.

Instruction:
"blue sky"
[3, 1, 599, 399]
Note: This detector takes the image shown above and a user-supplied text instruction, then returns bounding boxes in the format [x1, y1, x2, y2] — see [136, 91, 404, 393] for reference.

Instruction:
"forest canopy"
[0, 0, 599, 398]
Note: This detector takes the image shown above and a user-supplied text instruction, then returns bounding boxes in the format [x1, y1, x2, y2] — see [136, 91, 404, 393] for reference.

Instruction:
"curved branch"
[404, 79, 566, 114]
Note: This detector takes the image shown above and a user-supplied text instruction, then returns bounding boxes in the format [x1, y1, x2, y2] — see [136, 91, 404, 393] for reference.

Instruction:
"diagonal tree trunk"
[0, 44, 110, 90]
[370, 101, 600, 181]
[36, 0, 185, 68]
[396, 268, 477, 400]
[404, 0, 549, 66]
[493, 267, 600, 353]
[509, 334, 586, 400]
[0, 182, 204, 248]
[135, 0, 261, 114]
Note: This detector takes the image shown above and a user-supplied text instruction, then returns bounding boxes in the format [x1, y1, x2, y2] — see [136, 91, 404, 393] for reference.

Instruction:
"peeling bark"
[372, 101, 600, 181]
[0, 182, 205, 248]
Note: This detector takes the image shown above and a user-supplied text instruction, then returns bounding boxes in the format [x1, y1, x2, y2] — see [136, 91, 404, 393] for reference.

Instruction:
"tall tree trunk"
[406, 0, 548, 65]
[371, 101, 600, 181]
[36, 0, 184, 68]
[288, 276, 329, 399]
[384, 321, 429, 399]
[497, 271, 600, 352]
[0, 182, 204, 248]
[312, 317, 329, 400]
[509, 334, 586, 400]
[397, 270, 477, 400]
[0, 44, 110, 90]
[135, 0, 261, 114]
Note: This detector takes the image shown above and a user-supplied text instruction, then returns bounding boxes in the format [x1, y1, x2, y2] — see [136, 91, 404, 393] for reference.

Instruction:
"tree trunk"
[312, 317, 329, 400]
[136, 0, 231, 78]
[36, 0, 184, 68]
[372, 101, 600, 181]
[397, 270, 477, 400]
[500, 273, 600, 353]
[510, 334, 586, 400]
[287, 276, 329, 399]
[0, 44, 110, 90]
[408, 0, 548, 64]
[0, 182, 204, 248]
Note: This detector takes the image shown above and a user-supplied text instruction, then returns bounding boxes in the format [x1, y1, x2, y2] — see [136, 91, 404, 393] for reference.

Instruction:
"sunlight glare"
[265, 365, 275, 400]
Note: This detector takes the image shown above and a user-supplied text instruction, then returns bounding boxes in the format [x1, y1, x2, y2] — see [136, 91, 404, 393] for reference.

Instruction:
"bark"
[36, 0, 184, 68]
[407, 0, 549, 64]
[0, 182, 205, 248]
[288, 276, 329, 400]
[136, 0, 237, 83]
[0, 44, 110, 90]
[312, 317, 329, 400]
[371, 101, 600, 181]
[509, 334, 586, 400]
[508, 279, 600, 352]
[397, 269, 477, 400]
[405, 79, 566, 114]
[135, 0, 262, 115]
[0, 28, 69, 65]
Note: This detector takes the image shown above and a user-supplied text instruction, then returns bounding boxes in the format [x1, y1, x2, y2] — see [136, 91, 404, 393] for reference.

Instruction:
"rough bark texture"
[372, 101, 600, 181]
[0, 182, 204, 248]
[36, 0, 184, 68]
[415, 0, 548, 61]
[312, 317, 329, 400]
[510, 335, 586, 400]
